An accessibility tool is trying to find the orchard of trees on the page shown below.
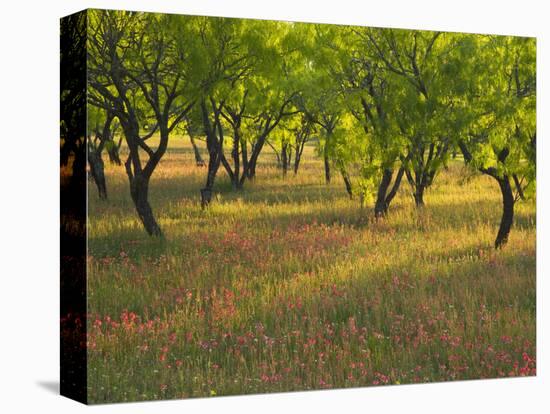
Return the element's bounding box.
[73,10,536,248]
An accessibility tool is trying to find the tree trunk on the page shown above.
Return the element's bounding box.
[374,168,393,218]
[202,136,222,208]
[247,160,257,180]
[495,175,515,249]
[245,131,270,181]
[384,166,405,213]
[414,185,425,207]
[88,149,107,199]
[324,152,331,184]
[287,146,293,172]
[200,99,223,207]
[341,168,353,199]
[241,139,248,178]
[512,174,525,200]
[201,154,220,208]
[107,142,122,165]
[190,135,205,166]
[281,142,288,178]
[294,149,301,175]
[231,129,240,189]
[129,174,161,237]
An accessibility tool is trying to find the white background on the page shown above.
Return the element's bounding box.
[0,0,547,412]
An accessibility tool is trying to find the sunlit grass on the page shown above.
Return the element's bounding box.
[86,136,535,403]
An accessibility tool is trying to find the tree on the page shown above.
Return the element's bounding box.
[234,21,301,184]
[87,106,112,199]
[339,31,407,216]
[363,28,466,207]
[195,18,299,200]
[458,35,536,248]
[60,11,87,198]
[88,11,196,235]
[181,113,205,166]
[294,24,345,186]
[270,112,316,177]
[290,112,316,175]
[86,104,123,199]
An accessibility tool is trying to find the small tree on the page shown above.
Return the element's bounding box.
[364,28,466,207]
[88,11,195,235]
[458,35,536,248]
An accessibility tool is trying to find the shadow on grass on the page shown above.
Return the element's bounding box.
[88,196,535,259]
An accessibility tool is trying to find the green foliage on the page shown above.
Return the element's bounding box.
[85,9,536,225]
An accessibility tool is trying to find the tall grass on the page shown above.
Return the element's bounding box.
[87,136,535,403]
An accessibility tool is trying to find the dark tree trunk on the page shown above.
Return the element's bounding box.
[294,147,302,175]
[107,141,122,166]
[245,140,262,181]
[87,112,114,199]
[384,166,405,213]
[243,110,288,181]
[241,139,248,179]
[273,147,282,168]
[106,122,122,166]
[458,141,516,249]
[200,99,224,208]
[201,155,221,208]
[324,152,331,184]
[88,149,107,199]
[512,174,525,200]
[406,167,426,208]
[129,174,161,237]
[287,146,293,171]
[247,159,257,180]
[245,130,271,181]
[293,134,307,175]
[413,185,425,207]
[231,129,241,189]
[374,168,393,218]
[190,135,205,166]
[281,142,288,177]
[294,154,301,175]
[341,168,353,199]
[200,187,213,209]
[495,175,515,249]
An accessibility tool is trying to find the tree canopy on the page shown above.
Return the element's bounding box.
[84,10,536,247]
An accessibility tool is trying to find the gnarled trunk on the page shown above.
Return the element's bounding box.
[246,160,257,180]
[374,168,393,218]
[129,174,161,237]
[241,139,248,179]
[281,142,289,178]
[190,135,205,166]
[341,169,353,199]
[294,149,302,175]
[495,175,514,249]
[201,154,221,208]
[231,128,241,189]
[384,166,405,213]
[88,149,107,199]
[200,99,223,208]
[413,186,425,207]
[324,153,331,184]
[107,142,122,166]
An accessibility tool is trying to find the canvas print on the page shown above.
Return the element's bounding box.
[60,8,536,404]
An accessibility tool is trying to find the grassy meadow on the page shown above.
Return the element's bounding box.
[87,136,536,403]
